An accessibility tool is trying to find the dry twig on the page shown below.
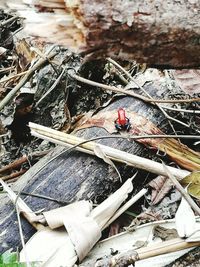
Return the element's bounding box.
[70,73,200,104]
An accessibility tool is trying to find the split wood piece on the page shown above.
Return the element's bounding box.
[0,50,58,111]
[29,122,190,180]
[12,0,199,66]
[35,0,199,67]
[93,238,200,267]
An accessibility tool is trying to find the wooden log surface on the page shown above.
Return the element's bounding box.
[0,82,170,253]
[72,0,200,67]
[2,0,200,67]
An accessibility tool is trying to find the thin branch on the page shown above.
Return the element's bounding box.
[35,67,66,107]
[0,16,19,27]
[0,70,28,84]
[162,162,200,215]
[160,105,200,114]
[0,169,27,181]
[0,50,58,111]
[0,150,50,174]
[93,238,200,267]
[71,73,200,104]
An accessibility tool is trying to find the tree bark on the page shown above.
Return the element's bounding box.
[68,0,200,67]
[4,0,199,67]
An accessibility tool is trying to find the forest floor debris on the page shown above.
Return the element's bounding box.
[0,7,200,267]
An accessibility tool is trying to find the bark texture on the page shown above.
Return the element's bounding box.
[3,0,199,67]
[72,0,200,66]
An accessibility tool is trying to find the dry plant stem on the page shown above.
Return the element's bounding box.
[0,51,58,111]
[71,74,200,104]
[1,169,27,181]
[29,122,189,180]
[0,16,19,27]
[16,204,31,267]
[19,191,69,205]
[0,66,15,74]
[103,188,147,230]
[162,163,200,215]
[0,70,28,84]
[107,58,200,114]
[160,105,200,114]
[107,58,190,129]
[35,67,66,107]
[0,150,50,174]
[94,238,200,267]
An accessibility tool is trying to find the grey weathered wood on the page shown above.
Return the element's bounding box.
[0,83,171,253]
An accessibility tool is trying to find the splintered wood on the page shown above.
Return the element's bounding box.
[6,0,200,67]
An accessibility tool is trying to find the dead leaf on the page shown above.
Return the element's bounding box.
[175,193,196,238]
[149,175,173,205]
[94,144,122,182]
[172,69,200,95]
[15,39,36,70]
[153,225,178,241]
[180,171,200,200]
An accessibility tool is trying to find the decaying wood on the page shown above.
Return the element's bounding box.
[6,0,200,67]
[0,82,196,253]
[67,0,200,67]
[0,83,165,253]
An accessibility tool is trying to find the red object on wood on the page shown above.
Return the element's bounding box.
[115,108,131,131]
[117,108,127,126]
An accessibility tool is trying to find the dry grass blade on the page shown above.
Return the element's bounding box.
[29,122,189,180]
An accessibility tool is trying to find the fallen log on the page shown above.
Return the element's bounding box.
[67,0,200,67]
[10,0,200,67]
[0,81,196,253]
